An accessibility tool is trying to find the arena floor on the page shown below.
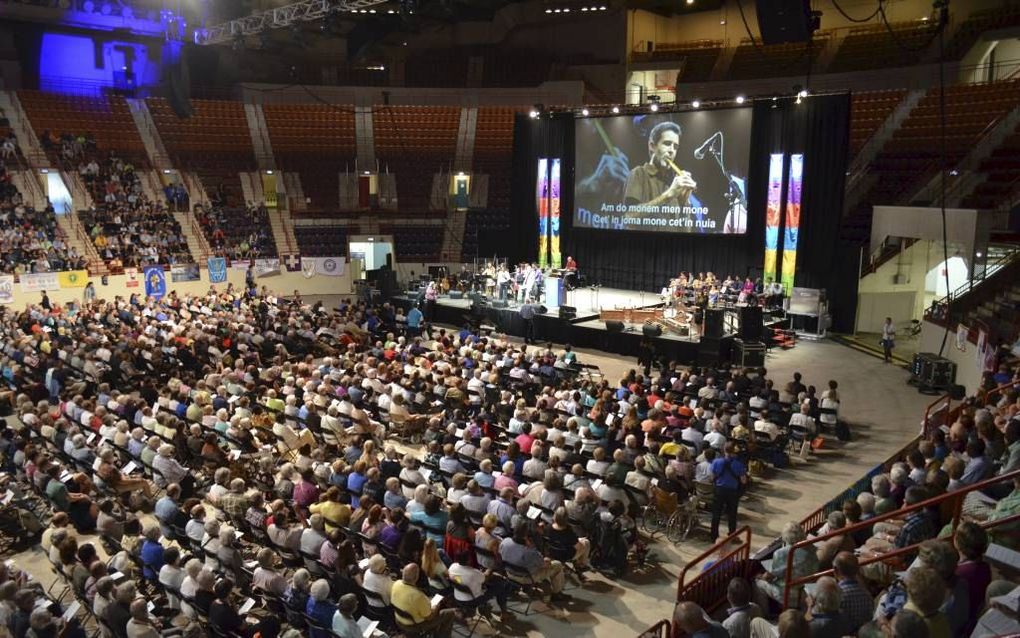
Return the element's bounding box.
[9,322,933,636]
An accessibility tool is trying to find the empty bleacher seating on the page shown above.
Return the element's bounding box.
[961,125,1020,209]
[944,4,1020,61]
[263,104,356,211]
[849,89,907,156]
[147,98,255,207]
[293,225,349,257]
[196,205,278,259]
[829,21,938,73]
[726,33,830,82]
[388,224,443,261]
[374,106,459,213]
[469,107,517,259]
[631,40,722,83]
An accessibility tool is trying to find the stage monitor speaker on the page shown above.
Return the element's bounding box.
[642,323,662,337]
[605,320,625,333]
[491,299,509,309]
[705,308,725,338]
[536,305,548,315]
[698,337,724,367]
[559,305,576,320]
[755,0,816,45]
[449,291,463,300]
[739,306,764,341]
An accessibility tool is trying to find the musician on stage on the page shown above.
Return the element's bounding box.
[565,256,577,271]
[496,264,511,301]
[624,121,698,209]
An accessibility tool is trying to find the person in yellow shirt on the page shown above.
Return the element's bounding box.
[391,564,455,637]
[264,389,285,412]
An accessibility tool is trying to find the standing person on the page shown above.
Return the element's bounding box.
[41,290,52,311]
[245,263,256,295]
[881,317,896,363]
[424,281,438,322]
[496,265,511,301]
[83,281,96,304]
[710,441,747,542]
[520,298,537,345]
[406,304,423,338]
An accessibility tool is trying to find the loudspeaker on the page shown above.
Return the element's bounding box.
[755,0,816,45]
[448,291,463,300]
[605,320,625,333]
[698,337,723,367]
[642,323,662,337]
[704,308,725,338]
[491,300,509,309]
[559,305,576,320]
[739,306,763,341]
[536,305,548,315]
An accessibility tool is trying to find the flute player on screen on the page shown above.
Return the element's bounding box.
[624,121,697,208]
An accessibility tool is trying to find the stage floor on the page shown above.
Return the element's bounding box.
[432,286,663,314]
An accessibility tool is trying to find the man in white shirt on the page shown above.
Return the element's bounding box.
[704,422,728,450]
[753,412,781,441]
[449,552,514,623]
[787,402,816,438]
[681,423,704,453]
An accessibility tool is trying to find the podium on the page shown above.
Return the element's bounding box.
[544,277,564,308]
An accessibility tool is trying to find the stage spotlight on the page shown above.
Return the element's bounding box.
[691,100,700,108]
[976,251,983,257]
[545,8,552,12]
[949,169,959,176]
[529,110,539,119]
[736,95,746,104]
[581,108,589,116]
[581,6,589,10]
[563,7,570,11]
[612,106,620,114]
[650,103,658,112]
[797,89,808,98]
[720,19,726,25]
[686,0,694,4]
[599,5,606,9]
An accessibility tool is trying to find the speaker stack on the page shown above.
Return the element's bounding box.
[605,320,625,333]
[755,0,818,45]
[559,305,577,320]
[739,306,763,341]
[704,308,725,338]
[642,323,662,337]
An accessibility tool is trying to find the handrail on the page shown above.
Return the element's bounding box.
[922,392,953,440]
[781,467,1020,607]
[978,380,1017,407]
[676,526,752,612]
[636,619,673,638]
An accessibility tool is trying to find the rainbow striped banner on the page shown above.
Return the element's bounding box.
[763,153,784,284]
[781,154,804,294]
[549,158,562,269]
[537,158,549,267]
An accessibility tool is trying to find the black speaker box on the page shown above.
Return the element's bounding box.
[536,305,548,315]
[448,291,464,300]
[491,300,509,309]
[739,306,763,341]
[704,308,725,338]
[755,0,815,45]
[698,337,723,367]
[559,305,576,320]
[642,323,662,337]
[605,320,625,333]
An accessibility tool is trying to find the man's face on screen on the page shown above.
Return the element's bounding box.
[649,130,680,169]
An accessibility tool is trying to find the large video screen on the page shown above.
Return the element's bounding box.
[574,107,752,234]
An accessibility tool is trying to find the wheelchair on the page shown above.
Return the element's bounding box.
[641,486,699,543]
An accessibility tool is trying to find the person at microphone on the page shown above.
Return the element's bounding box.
[624,122,698,209]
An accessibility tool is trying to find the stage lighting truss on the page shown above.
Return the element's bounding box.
[194,0,389,45]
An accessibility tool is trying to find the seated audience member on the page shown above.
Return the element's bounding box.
[391,564,455,637]
[722,577,762,638]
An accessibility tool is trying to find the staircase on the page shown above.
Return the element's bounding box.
[56,211,104,273]
[125,98,173,171]
[239,172,257,206]
[0,91,48,168]
[813,30,846,72]
[10,170,47,210]
[355,107,376,170]
[59,170,93,211]
[845,89,925,202]
[860,237,919,277]
[911,104,1020,207]
[139,170,166,206]
[282,172,306,212]
[454,108,477,173]
[173,211,213,262]
[181,172,211,207]
[441,210,468,262]
[925,243,1020,345]
[243,104,276,172]
[268,209,297,255]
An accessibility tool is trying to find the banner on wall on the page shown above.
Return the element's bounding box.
[57,270,89,288]
[549,158,562,269]
[0,275,14,304]
[170,263,201,283]
[282,254,302,272]
[144,266,166,299]
[254,258,280,278]
[302,257,346,278]
[207,258,227,284]
[262,173,278,208]
[19,272,59,293]
[536,158,549,267]
[976,328,987,374]
[125,267,140,288]
[763,153,784,284]
[956,323,969,352]
[780,154,804,294]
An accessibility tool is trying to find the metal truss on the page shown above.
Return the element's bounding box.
[194,0,390,45]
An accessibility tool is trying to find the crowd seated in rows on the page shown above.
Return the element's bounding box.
[0,169,85,275]
[195,203,276,260]
[39,131,97,164]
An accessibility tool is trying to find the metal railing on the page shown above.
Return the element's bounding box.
[782,467,1020,608]
[675,526,753,613]
[636,619,673,638]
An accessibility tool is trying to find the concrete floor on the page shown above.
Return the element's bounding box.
[9,335,935,636]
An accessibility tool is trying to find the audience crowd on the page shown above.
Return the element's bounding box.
[195,203,277,261]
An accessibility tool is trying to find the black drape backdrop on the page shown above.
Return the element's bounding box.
[508,95,858,332]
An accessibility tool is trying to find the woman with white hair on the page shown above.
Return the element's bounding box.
[201,519,221,570]
[754,521,818,609]
[407,484,430,515]
[361,553,393,605]
[96,448,153,498]
[217,526,245,584]
[179,559,204,619]
[305,578,338,632]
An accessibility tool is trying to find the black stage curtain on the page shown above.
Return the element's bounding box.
[509,95,857,332]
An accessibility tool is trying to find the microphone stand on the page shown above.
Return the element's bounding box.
[702,135,747,214]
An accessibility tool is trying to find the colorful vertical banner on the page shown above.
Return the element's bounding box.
[763,153,784,284]
[536,158,550,267]
[262,173,278,208]
[780,153,803,294]
[549,158,562,269]
[144,265,166,300]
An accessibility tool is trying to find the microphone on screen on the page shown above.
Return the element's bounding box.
[694,132,722,160]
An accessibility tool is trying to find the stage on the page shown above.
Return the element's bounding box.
[392,286,753,366]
